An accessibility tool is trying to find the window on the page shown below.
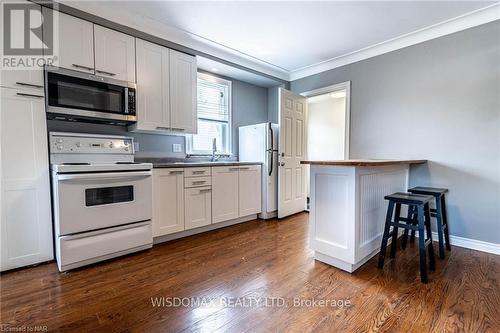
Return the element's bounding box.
[187,73,232,155]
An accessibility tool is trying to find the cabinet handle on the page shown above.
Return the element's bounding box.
[192,180,206,185]
[199,189,211,193]
[239,167,251,170]
[16,92,44,98]
[72,63,94,71]
[169,170,183,175]
[192,171,205,174]
[156,126,170,131]
[96,69,116,76]
[170,128,185,131]
[229,167,239,171]
[15,82,43,88]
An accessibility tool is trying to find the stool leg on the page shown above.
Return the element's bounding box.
[410,209,417,243]
[417,204,428,283]
[441,195,451,251]
[390,203,401,258]
[424,203,436,271]
[401,205,414,249]
[378,201,395,269]
[435,195,446,259]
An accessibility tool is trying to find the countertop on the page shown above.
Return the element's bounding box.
[135,158,262,168]
[300,159,427,166]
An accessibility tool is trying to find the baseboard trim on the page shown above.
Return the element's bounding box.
[416,232,500,256]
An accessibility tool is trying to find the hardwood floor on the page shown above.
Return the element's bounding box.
[1,212,499,332]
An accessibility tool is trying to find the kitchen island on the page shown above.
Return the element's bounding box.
[301,159,427,272]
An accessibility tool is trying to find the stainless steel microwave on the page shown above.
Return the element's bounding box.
[45,67,136,124]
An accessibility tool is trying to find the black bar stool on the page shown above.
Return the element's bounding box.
[406,186,450,259]
[378,192,436,283]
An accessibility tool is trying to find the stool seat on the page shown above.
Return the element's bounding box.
[384,192,433,205]
[408,186,448,197]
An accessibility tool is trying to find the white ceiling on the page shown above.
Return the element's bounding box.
[60,1,498,84]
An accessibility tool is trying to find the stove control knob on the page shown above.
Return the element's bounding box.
[57,145,63,150]
[75,142,82,148]
[124,147,130,151]
[109,142,115,148]
[56,138,63,144]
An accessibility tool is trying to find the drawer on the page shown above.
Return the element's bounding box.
[185,176,211,188]
[185,167,211,178]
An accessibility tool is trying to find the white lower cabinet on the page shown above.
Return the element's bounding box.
[0,87,53,271]
[212,166,239,223]
[238,165,262,217]
[184,186,212,230]
[152,169,184,236]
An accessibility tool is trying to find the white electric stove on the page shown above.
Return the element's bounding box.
[49,132,153,272]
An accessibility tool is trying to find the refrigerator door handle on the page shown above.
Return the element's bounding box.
[268,150,273,176]
[269,123,274,152]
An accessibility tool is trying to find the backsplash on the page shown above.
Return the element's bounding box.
[47,120,186,159]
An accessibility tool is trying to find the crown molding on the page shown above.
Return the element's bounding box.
[289,3,500,81]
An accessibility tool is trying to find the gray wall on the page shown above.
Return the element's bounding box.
[267,86,280,124]
[231,79,269,154]
[291,21,500,244]
[48,76,269,158]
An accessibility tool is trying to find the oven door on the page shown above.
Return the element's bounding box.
[46,68,136,122]
[53,170,152,235]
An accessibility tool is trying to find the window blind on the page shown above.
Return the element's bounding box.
[197,79,229,122]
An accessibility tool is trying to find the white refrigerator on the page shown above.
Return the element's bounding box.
[239,122,279,219]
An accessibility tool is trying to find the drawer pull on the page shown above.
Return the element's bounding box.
[170,128,185,131]
[229,167,239,171]
[199,189,211,193]
[169,170,183,175]
[16,92,43,98]
[192,180,206,185]
[192,171,205,174]
[72,63,94,71]
[239,167,251,170]
[15,82,43,88]
[96,69,116,76]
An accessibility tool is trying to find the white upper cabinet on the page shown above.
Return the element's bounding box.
[1,2,44,91]
[94,25,135,82]
[132,39,170,132]
[212,166,239,223]
[169,50,197,134]
[153,169,184,237]
[238,165,262,217]
[1,88,53,271]
[44,8,94,73]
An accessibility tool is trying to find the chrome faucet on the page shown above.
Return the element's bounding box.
[211,138,219,162]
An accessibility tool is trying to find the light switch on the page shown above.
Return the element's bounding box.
[172,143,182,153]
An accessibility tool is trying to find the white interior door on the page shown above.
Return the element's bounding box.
[278,88,307,218]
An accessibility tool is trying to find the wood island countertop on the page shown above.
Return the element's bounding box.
[300,159,427,166]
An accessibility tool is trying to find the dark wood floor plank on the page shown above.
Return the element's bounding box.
[1,213,499,333]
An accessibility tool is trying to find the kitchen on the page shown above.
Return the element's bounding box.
[1,0,499,332]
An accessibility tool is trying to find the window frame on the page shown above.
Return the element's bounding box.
[186,72,232,156]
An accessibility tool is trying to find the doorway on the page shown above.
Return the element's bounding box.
[302,81,351,207]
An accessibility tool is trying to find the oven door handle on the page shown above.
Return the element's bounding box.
[57,170,152,181]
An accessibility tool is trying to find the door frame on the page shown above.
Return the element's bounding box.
[300,81,351,160]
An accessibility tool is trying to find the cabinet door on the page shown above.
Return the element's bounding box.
[239,165,262,217]
[44,7,94,73]
[0,2,44,91]
[94,25,135,82]
[184,187,212,230]
[153,169,184,236]
[134,39,170,131]
[212,166,239,223]
[169,50,197,134]
[0,88,53,271]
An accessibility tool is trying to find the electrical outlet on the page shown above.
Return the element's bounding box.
[172,143,182,153]
[133,142,139,151]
